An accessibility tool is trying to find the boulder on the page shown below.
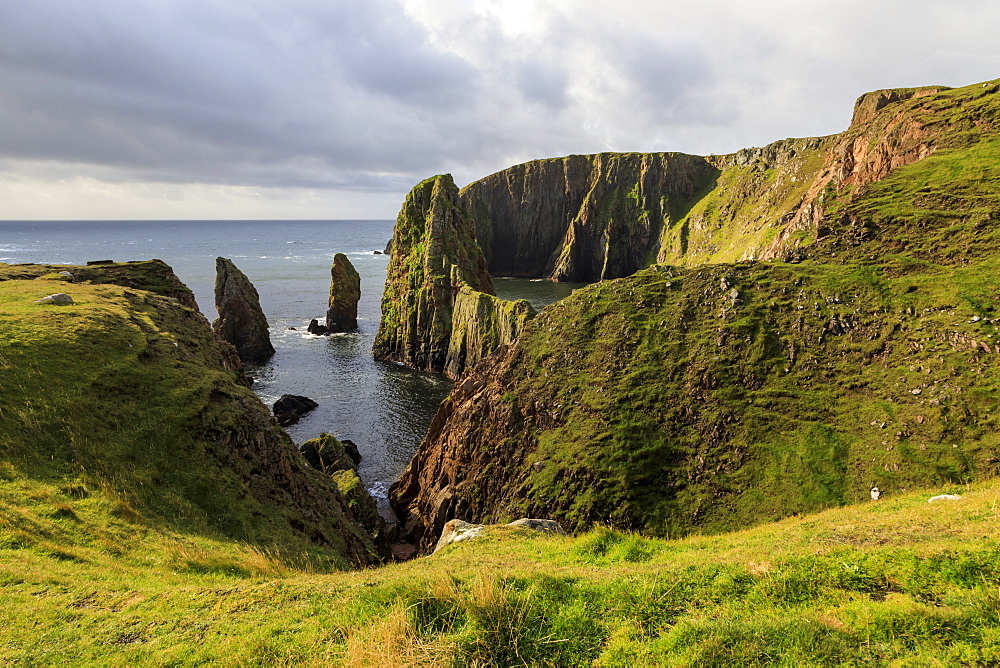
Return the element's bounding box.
[433,519,484,553]
[298,432,357,474]
[211,257,275,364]
[272,394,318,426]
[307,318,327,335]
[340,438,363,466]
[432,517,567,554]
[325,253,361,333]
[33,293,73,305]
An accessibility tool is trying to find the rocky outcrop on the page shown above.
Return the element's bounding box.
[1,260,387,567]
[212,257,274,364]
[445,280,535,379]
[273,394,318,426]
[299,432,362,474]
[373,174,534,378]
[299,433,387,550]
[325,253,361,333]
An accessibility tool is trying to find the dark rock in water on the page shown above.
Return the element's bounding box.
[307,318,327,335]
[340,438,363,466]
[298,432,356,473]
[288,327,297,331]
[211,257,275,364]
[373,250,383,255]
[325,253,361,333]
[273,394,318,426]
[86,260,115,265]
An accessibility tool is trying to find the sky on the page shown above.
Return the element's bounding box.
[0,0,997,220]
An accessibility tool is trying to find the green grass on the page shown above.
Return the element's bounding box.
[404,256,1000,541]
[4,477,1000,664]
[0,263,382,571]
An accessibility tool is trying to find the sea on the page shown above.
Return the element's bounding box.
[0,220,582,513]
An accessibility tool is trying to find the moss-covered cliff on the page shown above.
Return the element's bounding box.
[460,152,718,282]
[458,81,1000,282]
[0,261,385,567]
[391,79,1000,551]
[373,174,535,378]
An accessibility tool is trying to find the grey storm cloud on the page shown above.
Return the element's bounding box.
[0,0,488,190]
[0,0,998,219]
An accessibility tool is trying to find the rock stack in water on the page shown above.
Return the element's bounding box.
[212,257,275,364]
[373,174,535,378]
[325,253,361,333]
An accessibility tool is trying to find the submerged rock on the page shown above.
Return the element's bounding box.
[212,257,274,364]
[325,253,361,333]
[272,394,318,426]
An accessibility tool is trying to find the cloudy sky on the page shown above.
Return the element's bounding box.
[1,0,997,220]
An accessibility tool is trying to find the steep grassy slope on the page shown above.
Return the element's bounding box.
[391,80,1000,550]
[0,261,384,568]
[392,259,1000,547]
[3,479,1000,664]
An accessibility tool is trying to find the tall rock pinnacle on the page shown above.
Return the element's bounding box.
[212,257,275,364]
[325,253,361,333]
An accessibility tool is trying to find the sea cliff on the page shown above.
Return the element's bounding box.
[373,174,534,378]
[391,79,1000,551]
[0,260,385,567]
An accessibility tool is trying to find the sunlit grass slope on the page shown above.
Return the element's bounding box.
[0,262,382,571]
[2,477,999,665]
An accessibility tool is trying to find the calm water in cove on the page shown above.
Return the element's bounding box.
[0,220,582,505]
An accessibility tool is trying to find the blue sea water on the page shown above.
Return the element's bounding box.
[0,220,582,509]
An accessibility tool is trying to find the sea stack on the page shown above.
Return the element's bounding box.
[212,257,275,364]
[325,253,361,333]
[373,174,534,378]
